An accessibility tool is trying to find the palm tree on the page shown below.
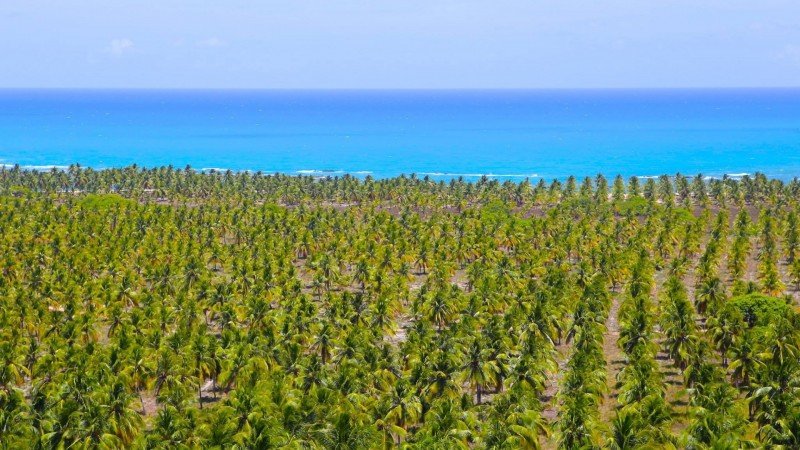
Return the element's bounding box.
[459,339,498,405]
[313,321,335,365]
[125,345,153,414]
[415,398,473,448]
[426,290,457,331]
[556,389,599,449]
[685,380,748,448]
[424,350,463,402]
[4,166,800,448]
[707,308,742,367]
[729,332,761,388]
[506,408,548,450]
[606,410,645,450]
[695,276,726,317]
[0,343,26,393]
[105,377,144,446]
[317,410,377,449]
[661,278,698,371]
[383,380,422,443]
[0,388,30,449]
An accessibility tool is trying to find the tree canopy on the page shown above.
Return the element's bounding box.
[1,166,799,448]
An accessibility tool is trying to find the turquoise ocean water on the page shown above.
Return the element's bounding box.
[1,89,799,180]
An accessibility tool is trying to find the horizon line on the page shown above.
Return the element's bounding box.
[2,86,800,92]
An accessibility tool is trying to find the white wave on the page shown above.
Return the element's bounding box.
[1,164,71,171]
[487,173,539,178]
[295,169,375,176]
[635,175,660,179]
[200,168,267,174]
[703,172,750,180]
[419,172,538,178]
[296,169,344,175]
[199,167,233,172]
[28,165,70,170]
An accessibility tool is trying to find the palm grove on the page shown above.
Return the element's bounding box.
[2,166,800,449]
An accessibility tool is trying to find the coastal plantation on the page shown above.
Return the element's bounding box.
[3,0,799,448]
[2,166,800,448]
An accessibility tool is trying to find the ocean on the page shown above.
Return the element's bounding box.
[1,89,799,181]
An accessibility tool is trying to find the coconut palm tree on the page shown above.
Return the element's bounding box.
[459,339,498,405]
[2,166,799,447]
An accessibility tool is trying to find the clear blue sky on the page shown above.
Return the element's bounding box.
[2,0,799,89]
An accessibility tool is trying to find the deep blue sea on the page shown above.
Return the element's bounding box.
[1,89,800,180]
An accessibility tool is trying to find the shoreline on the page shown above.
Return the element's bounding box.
[1,162,793,182]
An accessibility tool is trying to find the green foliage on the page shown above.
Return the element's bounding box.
[4,185,32,196]
[614,196,650,216]
[726,293,792,328]
[77,193,134,209]
[672,206,696,224]
[480,199,512,222]
[0,166,798,448]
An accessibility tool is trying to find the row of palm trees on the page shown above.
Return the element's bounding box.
[2,165,799,208]
[0,168,799,448]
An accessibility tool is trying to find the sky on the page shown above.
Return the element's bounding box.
[1,0,799,89]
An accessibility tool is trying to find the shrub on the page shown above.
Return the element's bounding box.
[725,293,792,328]
[77,193,134,209]
[481,199,512,222]
[614,196,650,216]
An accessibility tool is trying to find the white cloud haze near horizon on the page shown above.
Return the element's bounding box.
[1,0,799,89]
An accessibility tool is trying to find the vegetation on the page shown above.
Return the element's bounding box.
[1,166,800,449]
[726,293,792,328]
